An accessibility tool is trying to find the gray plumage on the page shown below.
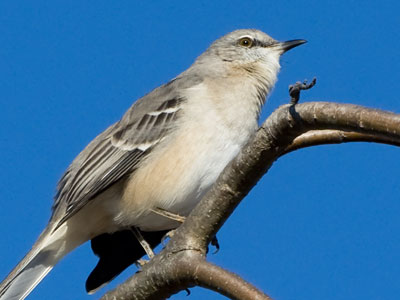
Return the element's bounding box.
[53,76,200,227]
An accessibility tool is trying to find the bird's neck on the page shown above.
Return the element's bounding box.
[219,59,280,117]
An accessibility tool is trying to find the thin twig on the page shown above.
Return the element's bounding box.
[289,77,317,104]
[284,129,400,154]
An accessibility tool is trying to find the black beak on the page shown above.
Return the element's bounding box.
[279,39,307,53]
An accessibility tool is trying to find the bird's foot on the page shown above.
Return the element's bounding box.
[135,258,149,268]
[161,229,177,246]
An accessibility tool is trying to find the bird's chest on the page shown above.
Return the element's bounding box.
[115,84,260,230]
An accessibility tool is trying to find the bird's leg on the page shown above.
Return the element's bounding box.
[130,227,155,260]
[150,207,186,223]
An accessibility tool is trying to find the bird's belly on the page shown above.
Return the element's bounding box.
[113,122,251,231]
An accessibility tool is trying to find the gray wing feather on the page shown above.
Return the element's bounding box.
[52,75,202,226]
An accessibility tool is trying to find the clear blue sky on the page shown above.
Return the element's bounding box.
[1,1,399,299]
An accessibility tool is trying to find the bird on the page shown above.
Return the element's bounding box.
[0,29,305,299]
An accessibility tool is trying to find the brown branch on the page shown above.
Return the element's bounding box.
[192,260,272,300]
[101,251,202,300]
[284,129,400,154]
[102,102,400,300]
[102,250,272,300]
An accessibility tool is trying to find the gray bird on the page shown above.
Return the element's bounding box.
[0,29,305,299]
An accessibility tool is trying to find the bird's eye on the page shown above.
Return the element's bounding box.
[238,37,253,48]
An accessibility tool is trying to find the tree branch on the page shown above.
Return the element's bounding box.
[101,102,400,300]
[192,260,272,300]
[284,129,400,154]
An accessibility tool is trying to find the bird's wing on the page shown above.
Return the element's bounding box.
[52,78,196,227]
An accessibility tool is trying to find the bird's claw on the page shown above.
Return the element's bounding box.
[135,258,149,268]
[161,229,176,246]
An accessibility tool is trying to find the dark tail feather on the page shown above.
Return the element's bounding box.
[86,229,168,293]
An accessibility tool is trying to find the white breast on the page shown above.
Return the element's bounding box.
[113,79,263,231]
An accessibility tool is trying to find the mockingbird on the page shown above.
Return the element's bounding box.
[0,29,305,299]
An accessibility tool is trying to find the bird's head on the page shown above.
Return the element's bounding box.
[195,29,306,84]
[208,29,305,62]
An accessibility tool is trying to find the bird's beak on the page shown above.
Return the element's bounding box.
[278,39,307,53]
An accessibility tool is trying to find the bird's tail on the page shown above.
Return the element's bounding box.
[0,224,72,300]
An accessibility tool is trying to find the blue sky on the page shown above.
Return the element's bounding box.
[0,1,399,299]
